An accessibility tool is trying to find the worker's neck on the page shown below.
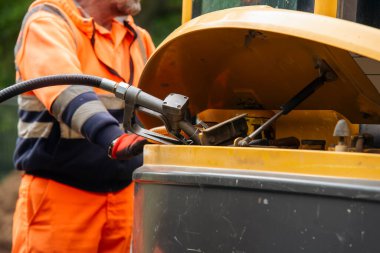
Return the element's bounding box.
[76,0,114,30]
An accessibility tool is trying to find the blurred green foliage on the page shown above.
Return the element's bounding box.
[0,100,18,179]
[0,0,182,178]
[136,0,182,46]
[0,0,33,87]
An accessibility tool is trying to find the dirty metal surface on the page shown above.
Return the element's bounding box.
[133,166,380,253]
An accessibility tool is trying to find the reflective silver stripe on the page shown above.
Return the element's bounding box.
[15,66,23,83]
[71,100,108,132]
[51,85,93,120]
[135,29,148,64]
[18,95,45,111]
[60,122,84,139]
[98,95,124,110]
[16,76,23,83]
[18,121,53,138]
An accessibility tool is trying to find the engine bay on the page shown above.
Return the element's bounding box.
[196,108,380,153]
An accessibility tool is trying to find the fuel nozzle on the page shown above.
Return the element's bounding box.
[99,78,200,145]
[333,119,350,152]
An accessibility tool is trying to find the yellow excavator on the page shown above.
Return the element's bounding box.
[132,1,380,252]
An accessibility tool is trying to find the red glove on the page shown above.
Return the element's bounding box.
[108,134,148,160]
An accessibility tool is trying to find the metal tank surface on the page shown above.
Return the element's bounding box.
[132,146,380,253]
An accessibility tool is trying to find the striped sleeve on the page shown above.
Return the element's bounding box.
[51,86,123,148]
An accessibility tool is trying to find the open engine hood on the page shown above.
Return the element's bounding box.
[138,6,380,128]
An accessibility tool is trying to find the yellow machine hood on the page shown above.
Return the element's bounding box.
[138,6,380,128]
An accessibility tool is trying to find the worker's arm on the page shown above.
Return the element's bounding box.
[16,12,143,156]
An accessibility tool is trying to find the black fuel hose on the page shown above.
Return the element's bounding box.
[0,74,103,103]
[0,74,200,145]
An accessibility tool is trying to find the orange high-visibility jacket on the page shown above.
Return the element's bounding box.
[14,0,155,192]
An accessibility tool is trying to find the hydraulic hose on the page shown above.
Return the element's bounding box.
[0,74,103,103]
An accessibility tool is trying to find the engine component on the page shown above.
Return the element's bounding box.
[235,60,337,147]
[333,119,350,152]
[199,114,248,146]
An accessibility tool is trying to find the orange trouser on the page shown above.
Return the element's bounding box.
[12,174,134,253]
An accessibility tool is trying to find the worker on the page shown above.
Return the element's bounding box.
[11,0,155,252]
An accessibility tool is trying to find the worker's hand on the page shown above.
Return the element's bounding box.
[108,133,148,160]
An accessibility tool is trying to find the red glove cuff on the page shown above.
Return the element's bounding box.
[109,134,147,160]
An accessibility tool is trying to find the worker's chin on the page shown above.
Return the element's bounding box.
[119,3,141,16]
